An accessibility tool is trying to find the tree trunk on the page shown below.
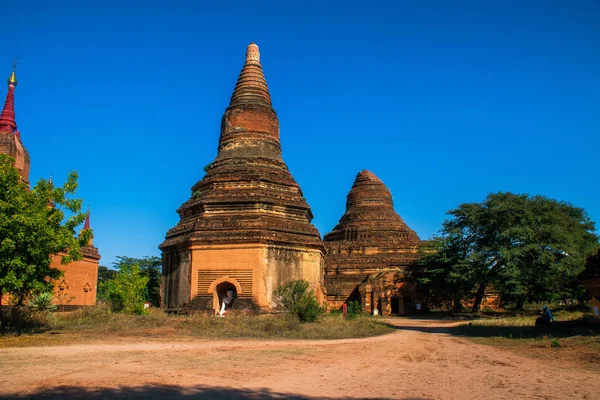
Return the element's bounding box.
[471,284,487,313]
[0,288,3,326]
[452,297,463,313]
[515,296,526,310]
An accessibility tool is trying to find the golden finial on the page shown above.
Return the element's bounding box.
[8,58,17,86]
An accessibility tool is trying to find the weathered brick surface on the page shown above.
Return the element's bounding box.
[161,44,324,312]
[51,246,100,307]
[324,170,423,315]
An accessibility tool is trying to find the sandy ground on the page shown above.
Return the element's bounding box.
[0,318,597,400]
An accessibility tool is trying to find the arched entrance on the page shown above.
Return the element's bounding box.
[207,277,243,315]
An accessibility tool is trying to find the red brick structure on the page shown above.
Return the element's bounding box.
[0,63,29,185]
[324,170,423,315]
[51,211,101,309]
[0,64,100,307]
[160,44,324,313]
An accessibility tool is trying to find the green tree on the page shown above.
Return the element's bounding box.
[0,155,90,310]
[112,256,161,307]
[415,237,479,312]
[100,264,149,314]
[98,265,117,284]
[421,192,598,311]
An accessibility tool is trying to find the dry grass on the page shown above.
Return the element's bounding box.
[0,305,393,348]
[451,310,600,366]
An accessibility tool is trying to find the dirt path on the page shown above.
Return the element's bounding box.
[0,318,596,399]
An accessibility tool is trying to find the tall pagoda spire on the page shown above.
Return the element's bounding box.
[0,60,17,133]
[229,43,272,108]
[217,43,281,161]
[0,60,30,185]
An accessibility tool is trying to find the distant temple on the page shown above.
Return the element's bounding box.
[160,44,324,313]
[323,171,423,315]
[0,64,100,307]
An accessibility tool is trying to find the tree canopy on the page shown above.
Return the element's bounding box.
[97,256,161,307]
[418,192,598,311]
[0,154,91,306]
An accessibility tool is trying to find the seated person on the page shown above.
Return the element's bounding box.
[218,287,236,317]
[535,305,554,326]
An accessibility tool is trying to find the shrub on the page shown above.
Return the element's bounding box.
[274,280,324,322]
[27,292,57,313]
[346,300,362,320]
[100,264,149,314]
[0,306,51,334]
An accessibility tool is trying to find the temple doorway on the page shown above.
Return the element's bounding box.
[391,297,400,315]
[403,296,413,316]
[213,281,237,315]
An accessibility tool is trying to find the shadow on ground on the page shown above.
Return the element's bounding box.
[0,385,427,400]
[391,318,599,339]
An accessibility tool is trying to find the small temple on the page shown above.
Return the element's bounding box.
[323,170,423,315]
[0,63,100,308]
[160,44,324,313]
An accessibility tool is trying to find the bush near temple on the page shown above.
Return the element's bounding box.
[99,264,149,315]
[274,280,324,322]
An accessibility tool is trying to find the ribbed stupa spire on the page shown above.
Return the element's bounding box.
[161,43,322,251]
[217,43,281,161]
[324,170,420,245]
[229,43,272,108]
[0,61,17,133]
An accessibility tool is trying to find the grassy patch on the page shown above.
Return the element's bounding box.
[453,310,597,339]
[0,305,393,347]
[180,313,392,339]
[450,311,600,366]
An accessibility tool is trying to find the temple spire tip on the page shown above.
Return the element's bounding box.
[8,58,17,86]
[246,43,260,62]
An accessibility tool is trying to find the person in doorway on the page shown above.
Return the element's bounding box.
[535,305,554,326]
[218,286,236,317]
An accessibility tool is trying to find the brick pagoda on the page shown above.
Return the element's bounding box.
[0,63,29,184]
[160,44,324,313]
[324,170,422,315]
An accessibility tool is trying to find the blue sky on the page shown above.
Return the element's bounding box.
[4,1,599,267]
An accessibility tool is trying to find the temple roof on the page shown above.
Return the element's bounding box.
[324,170,420,246]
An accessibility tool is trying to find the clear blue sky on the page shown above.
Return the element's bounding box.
[4,1,600,267]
